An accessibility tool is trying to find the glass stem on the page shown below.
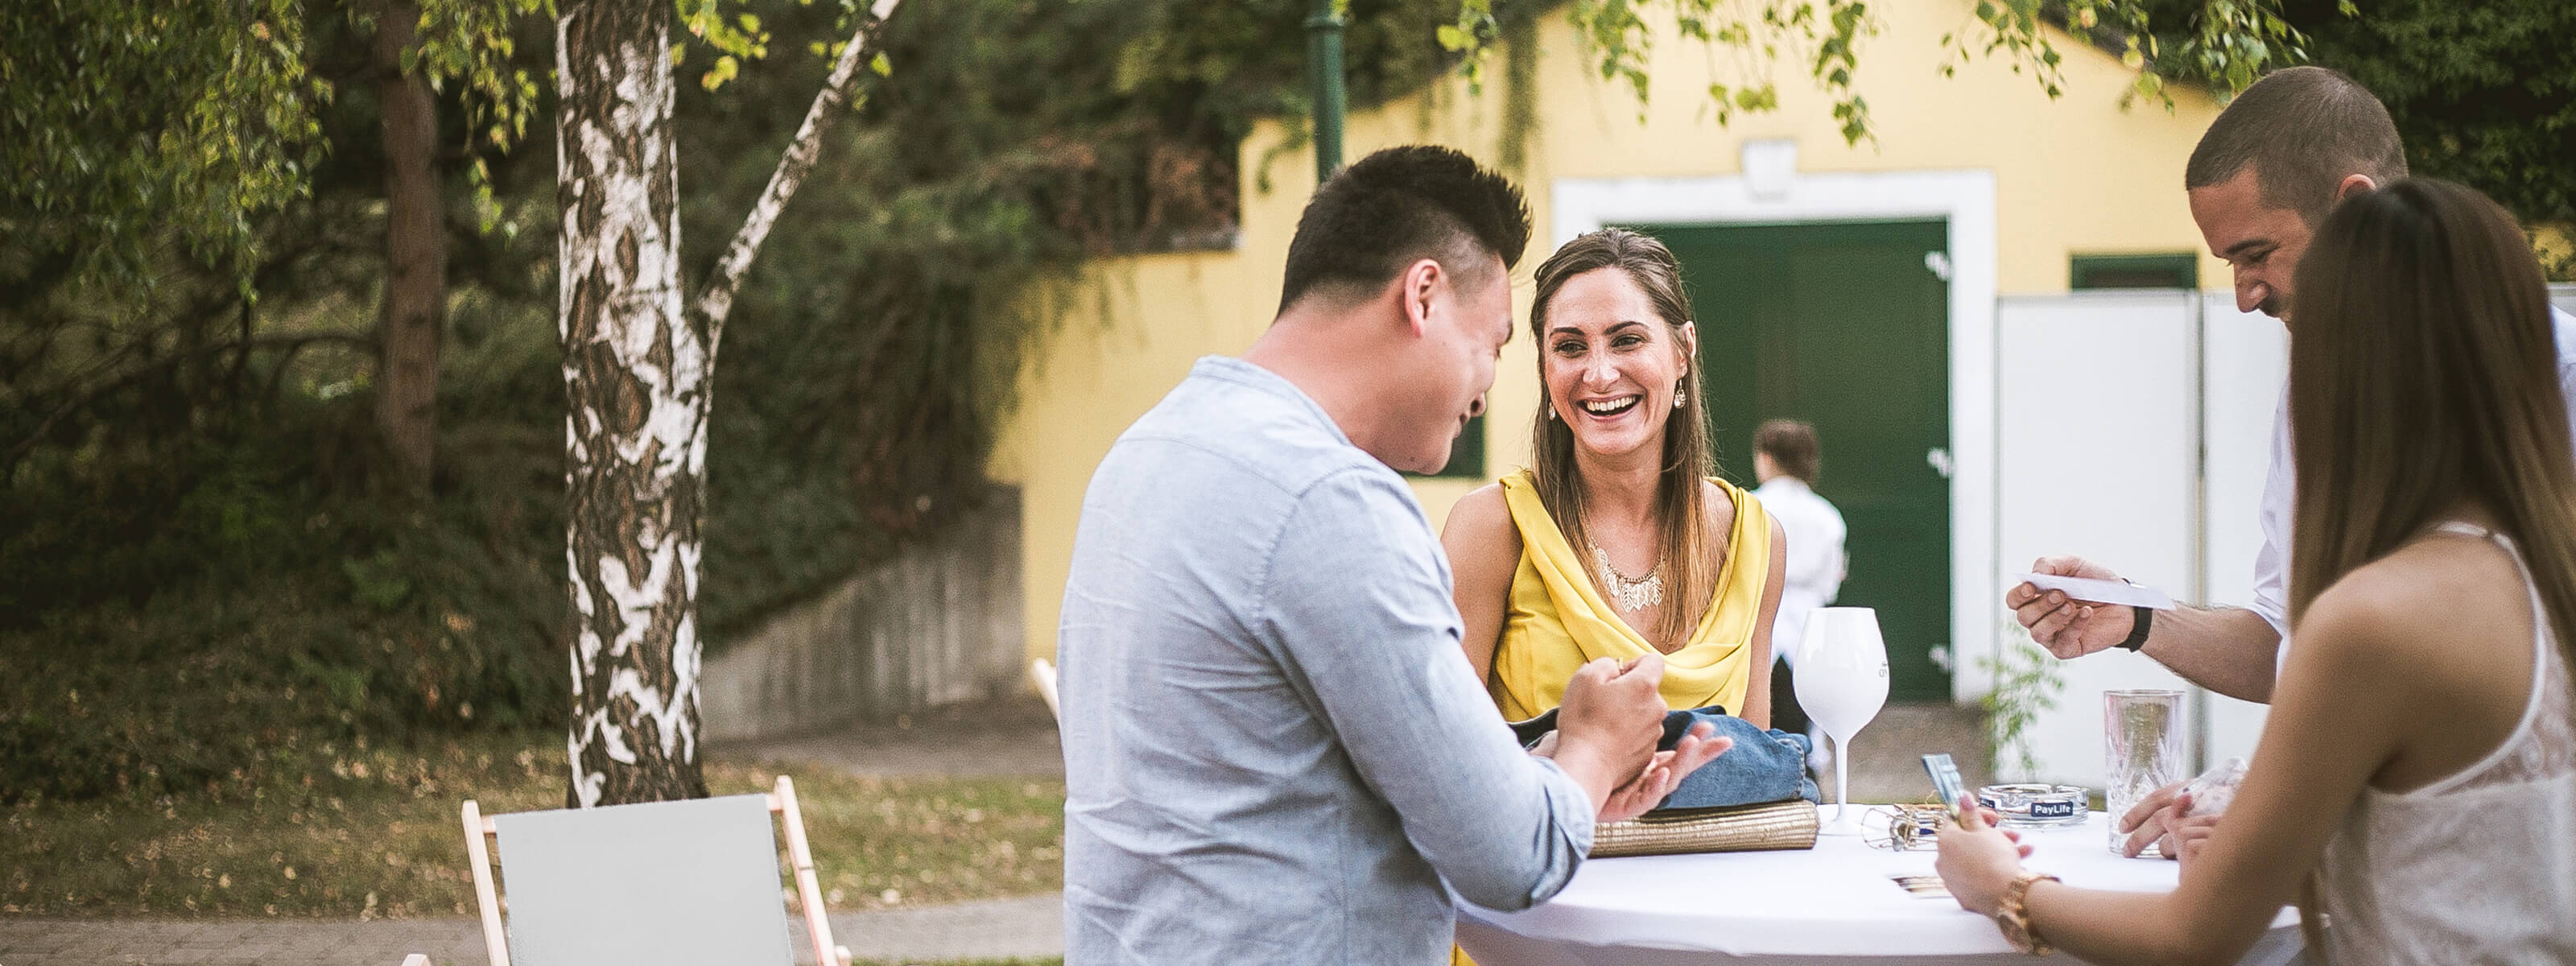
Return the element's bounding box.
[1835,736,1852,821]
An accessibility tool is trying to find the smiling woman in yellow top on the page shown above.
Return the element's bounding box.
[1443,228,1785,727]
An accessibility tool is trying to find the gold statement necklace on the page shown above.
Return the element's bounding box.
[1590,543,1665,613]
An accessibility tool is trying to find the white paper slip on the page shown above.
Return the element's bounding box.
[2011,572,2176,611]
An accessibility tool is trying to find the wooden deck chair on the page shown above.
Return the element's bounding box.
[460,775,851,966]
[1030,658,1061,721]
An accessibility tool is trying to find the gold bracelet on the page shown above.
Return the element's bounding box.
[1994,869,2061,955]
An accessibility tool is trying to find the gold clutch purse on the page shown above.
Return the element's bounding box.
[1589,798,1819,857]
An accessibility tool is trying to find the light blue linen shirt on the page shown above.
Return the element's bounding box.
[1057,356,1596,965]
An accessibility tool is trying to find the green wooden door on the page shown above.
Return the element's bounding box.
[1641,219,1953,700]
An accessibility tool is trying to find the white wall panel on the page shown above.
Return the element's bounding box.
[2198,296,2286,768]
[1995,292,2198,783]
[1971,283,2573,784]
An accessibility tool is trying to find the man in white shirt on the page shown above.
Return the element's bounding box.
[2008,65,2576,857]
[1752,419,1846,753]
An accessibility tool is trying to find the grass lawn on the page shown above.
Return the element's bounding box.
[2,731,1064,919]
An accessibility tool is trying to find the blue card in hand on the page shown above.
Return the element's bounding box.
[1922,753,1968,821]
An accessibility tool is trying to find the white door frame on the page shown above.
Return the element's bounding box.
[1552,168,2000,704]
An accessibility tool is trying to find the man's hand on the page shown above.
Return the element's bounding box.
[2116,783,2195,859]
[1595,721,1733,823]
[2171,811,2222,867]
[2006,555,2139,658]
[1554,654,1674,815]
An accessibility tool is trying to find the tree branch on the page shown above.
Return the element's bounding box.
[3,332,376,476]
[0,247,82,314]
[691,0,903,359]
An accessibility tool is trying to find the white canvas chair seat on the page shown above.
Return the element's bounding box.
[459,776,850,966]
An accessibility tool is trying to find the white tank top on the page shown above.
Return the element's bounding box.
[2314,522,2576,964]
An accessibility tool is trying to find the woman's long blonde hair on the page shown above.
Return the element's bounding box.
[1526,229,1718,649]
[2286,176,2576,702]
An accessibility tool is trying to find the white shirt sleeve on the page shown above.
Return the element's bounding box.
[1756,481,1847,605]
[2555,305,2576,464]
[2248,387,2293,643]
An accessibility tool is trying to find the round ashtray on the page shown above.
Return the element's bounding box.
[1977,783,2090,828]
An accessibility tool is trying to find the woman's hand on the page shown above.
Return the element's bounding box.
[1934,795,2034,915]
[1595,721,1732,823]
[1526,729,1561,758]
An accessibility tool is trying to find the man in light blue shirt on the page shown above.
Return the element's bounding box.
[1058,147,1730,964]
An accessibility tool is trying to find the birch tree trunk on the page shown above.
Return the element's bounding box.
[374,0,444,489]
[555,0,900,806]
[558,0,708,807]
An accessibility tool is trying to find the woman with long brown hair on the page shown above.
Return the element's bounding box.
[1443,227,1786,729]
[1937,179,2576,962]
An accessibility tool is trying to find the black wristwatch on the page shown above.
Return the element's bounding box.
[2116,605,2153,651]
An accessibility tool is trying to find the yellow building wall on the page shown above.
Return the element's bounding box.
[997,0,2229,666]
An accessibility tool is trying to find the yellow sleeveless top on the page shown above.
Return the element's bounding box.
[1488,469,1773,719]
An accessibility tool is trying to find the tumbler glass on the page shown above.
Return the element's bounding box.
[2104,689,2185,857]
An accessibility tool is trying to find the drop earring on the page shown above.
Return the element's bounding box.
[1546,406,1558,421]
[1674,385,1686,409]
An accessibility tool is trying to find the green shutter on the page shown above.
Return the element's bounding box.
[1416,413,1488,480]
[2070,253,2198,291]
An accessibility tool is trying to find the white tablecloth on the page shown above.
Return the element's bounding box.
[1456,811,2304,965]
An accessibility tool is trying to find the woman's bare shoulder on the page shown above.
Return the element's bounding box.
[1698,477,1743,536]
[2302,536,2527,670]
[1442,482,1521,555]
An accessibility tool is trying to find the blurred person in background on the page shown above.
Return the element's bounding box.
[1752,419,1845,770]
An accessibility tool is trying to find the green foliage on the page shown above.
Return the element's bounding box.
[1,0,332,291]
[1944,0,2318,112]
[1444,0,1886,142]
[4,0,1489,804]
[674,0,781,97]
[1443,0,2315,146]
[2,86,571,799]
[2059,0,2576,254]
[413,0,555,234]
[2281,0,2576,228]
[680,0,1477,633]
[1978,622,2066,779]
[0,376,570,804]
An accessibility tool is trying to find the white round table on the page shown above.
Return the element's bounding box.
[1455,811,2304,965]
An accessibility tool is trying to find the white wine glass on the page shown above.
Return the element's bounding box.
[1796,607,1890,836]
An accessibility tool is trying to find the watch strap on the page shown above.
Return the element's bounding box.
[2116,604,2153,652]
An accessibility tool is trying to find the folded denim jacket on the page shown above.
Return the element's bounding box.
[1508,704,1821,810]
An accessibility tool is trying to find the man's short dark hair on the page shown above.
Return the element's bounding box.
[2184,66,2409,225]
[1277,146,1532,314]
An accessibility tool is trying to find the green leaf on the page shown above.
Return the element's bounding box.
[701,53,739,91]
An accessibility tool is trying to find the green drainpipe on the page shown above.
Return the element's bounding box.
[1306,0,1347,184]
